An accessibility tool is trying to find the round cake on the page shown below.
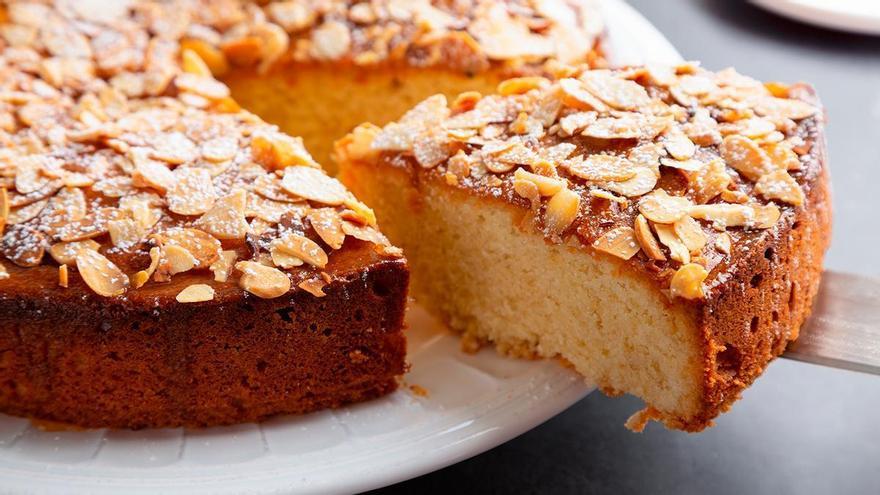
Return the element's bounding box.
[0,0,606,429]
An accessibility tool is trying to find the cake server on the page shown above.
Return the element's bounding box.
[783,271,880,375]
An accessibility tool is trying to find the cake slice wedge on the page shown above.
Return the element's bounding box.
[336,63,831,431]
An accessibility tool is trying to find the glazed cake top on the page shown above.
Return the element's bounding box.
[0,0,403,302]
[340,62,823,301]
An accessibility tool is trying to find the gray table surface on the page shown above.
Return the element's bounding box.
[370,1,880,494]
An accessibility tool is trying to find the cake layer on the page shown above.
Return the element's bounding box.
[336,64,831,430]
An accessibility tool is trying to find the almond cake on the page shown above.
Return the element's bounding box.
[336,64,831,431]
[0,1,410,428]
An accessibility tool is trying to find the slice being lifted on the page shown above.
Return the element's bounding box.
[336,63,831,431]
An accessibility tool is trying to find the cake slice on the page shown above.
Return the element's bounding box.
[213,0,605,169]
[336,63,831,431]
[0,1,407,429]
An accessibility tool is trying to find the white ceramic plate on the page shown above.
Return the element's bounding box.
[750,0,880,36]
[0,2,682,493]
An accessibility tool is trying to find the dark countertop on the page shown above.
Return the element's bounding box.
[370,1,880,494]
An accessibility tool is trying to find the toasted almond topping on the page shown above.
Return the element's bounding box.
[194,189,250,240]
[670,263,708,300]
[601,167,658,198]
[660,157,705,172]
[654,223,691,264]
[341,221,390,245]
[568,154,636,182]
[544,188,580,236]
[167,168,216,216]
[755,169,804,206]
[753,96,817,121]
[271,247,304,269]
[0,188,8,224]
[579,71,651,110]
[58,264,68,287]
[582,114,672,140]
[7,199,48,224]
[49,239,100,265]
[497,77,549,96]
[720,135,774,181]
[638,190,692,224]
[664,130,696,160]
[715,232,732,254]
[673,216,708,253]
[57,207,124,242]
[156,228,221,268]
[307,208,346,249]
[272,233,328,268]
[281,166,349,205]
[634,214,665,261]
[176,284,215,303]
[689,158,731,204]
[688,203,776,229]
[201,136,238,162]
[593,226,640,260]
[558,78,608,111]
[763,142,801,171]
[107,219,144,249]
[75,249,129,297]
[181,48,213,78]
[235,261,290,299]
[251,131,319,170]
[150,132,198,165]
[513,168,564,196]
[753,203,782,229]
[155,244,197,281]
[131,149,176,194]
[210,250,237,283]
[298,278,327,297]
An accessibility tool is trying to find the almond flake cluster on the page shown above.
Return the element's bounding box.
[344,62,820,301]
[0,0,401,300]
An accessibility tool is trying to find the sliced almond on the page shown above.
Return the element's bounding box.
[167,167,216,215]
[669,263,708,300]
[49,239,100,265]
[150,132,198,165]
[715,232,732,254]
[107,219,144,249]
[755,169,804,206]
[689,158,731,204]
[281,166,349,205]
[719,135,773,181]
[569,155,636,182]
[579,71,651,111]
[593,226,640,260]
[201,136,238,162]
[497,77,550,96]
[688,203,757,229]
[298,278,327,297]
[601,167,658,198]
[156,228,221,267]
[673,216,707,253]
[272,233,328,268]
[654,223,691,264]
[131,149,176,193]
[235,260,291,299]
[544,188,580,236]
[753,203,782,229]
[176,284,215,303]
[7,198,48,224]
[307,208,346,250]
[558,78,608,111]
[58,264,68,288]
[582,114,672,140]
[664,130,696,160]
[210,250,237,283]
[1,225,45,267]
[634,214,665,261]
[75,249,129,297]
[0,261,8,281]
[638,190,692,224]
[194,189,250,240]
[154,244,197,281]
[246,194,302,223]
[763,142,801,171]
[513,168,564,196]
[57,207,124,241]
[251,131,319,170]
[753,96,817,121]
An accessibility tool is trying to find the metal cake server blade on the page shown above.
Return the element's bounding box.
[783,271,880,375]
